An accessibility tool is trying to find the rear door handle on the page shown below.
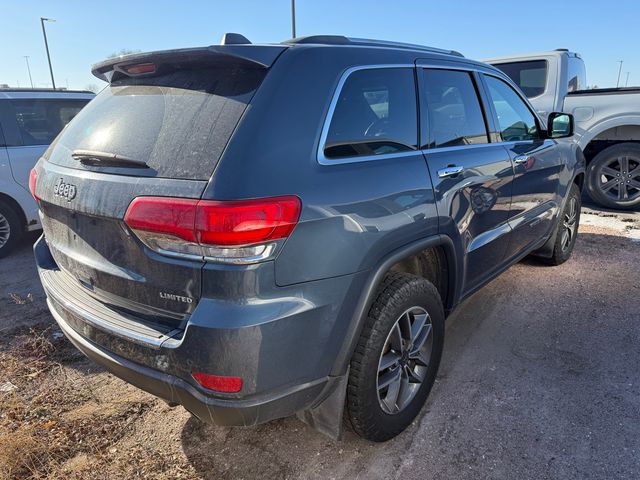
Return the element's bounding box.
[513,155,530,165]
[437,165,464,178]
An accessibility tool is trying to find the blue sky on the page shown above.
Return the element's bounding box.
[1,0,637,90]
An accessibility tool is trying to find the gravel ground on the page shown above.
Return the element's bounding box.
[0,206,638,479]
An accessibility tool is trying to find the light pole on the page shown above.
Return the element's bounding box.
[23,56,34,88]
[616,60,624,88]
[291,0,296,38]
[40,17,56,90]
[625,72,630,87]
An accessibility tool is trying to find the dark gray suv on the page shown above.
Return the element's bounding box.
[31,35,584,442]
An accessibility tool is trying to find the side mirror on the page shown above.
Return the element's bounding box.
[547,112,574,139]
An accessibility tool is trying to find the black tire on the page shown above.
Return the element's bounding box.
[0,200,23,259]
[542,183,581,266]
[586,143,640,210]
[347,272,444,442]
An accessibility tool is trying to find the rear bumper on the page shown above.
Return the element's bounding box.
[50,300,330,426]
[35,235,361,427]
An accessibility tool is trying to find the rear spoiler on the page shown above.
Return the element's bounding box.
[91,45,287,82]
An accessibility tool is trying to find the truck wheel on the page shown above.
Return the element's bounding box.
[586,143,640,210]
[347,272,444,442]
[542,183,581,266]
[0,200,23,258]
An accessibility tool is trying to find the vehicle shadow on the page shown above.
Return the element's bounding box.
[178,405,416,479]
[176,254,506,478]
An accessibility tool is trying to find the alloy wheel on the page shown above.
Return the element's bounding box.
[597,156,640,202]
[560,196,578,252]
[377,306,433,414]
[0,213,10,249]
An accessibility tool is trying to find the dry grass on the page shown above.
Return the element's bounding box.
[0,324,158,480]
[9,293,33,305]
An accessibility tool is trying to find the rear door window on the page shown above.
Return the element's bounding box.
[323,68,418,160]
[47,66,266,180]
[422,69,489,148]
[10,99,88,146]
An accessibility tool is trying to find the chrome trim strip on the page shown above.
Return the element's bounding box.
[414,62,485,72]
[41,274,170,349]
[317,62,552,166]
[422,142,498,155]
[203,243,277,265]
[319,150,419,165]
[152,241,280,265]
[317,64,416,166]
[422,139,556,156]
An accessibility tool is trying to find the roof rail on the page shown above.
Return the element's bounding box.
[0,88,95,94]
[284,35,464,57]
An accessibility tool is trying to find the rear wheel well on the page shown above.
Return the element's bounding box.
[388,246,450,310]
[583,124,640,163]
[0,193,26,231]
[573,172,584,191]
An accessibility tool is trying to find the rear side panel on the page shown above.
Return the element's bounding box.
[203,45,441,286]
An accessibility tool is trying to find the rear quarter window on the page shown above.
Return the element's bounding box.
[322,68,418,161]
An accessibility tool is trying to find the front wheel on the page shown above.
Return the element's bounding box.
[347,273,444,442]
[542,183,581,266]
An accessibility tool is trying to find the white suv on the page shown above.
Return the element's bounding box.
[0,89,93,256]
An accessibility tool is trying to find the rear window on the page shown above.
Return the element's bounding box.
[47,66,265,180]
[494,60,548,98]
[567,57,586,92]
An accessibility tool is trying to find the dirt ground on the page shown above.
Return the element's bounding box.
[0,205,639,480]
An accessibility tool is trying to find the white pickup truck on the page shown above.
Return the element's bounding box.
[485,50,640,210]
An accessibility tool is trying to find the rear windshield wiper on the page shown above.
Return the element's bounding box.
[72,149,148,168]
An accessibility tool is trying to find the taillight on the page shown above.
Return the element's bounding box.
[124,197,198,242]
[120,62,156,75]
[124,196,301,263]
[195,197,301,246]
[191,371,243,393]
[29,169,40,202]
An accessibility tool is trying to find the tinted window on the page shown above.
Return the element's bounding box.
[47,66,265,180]
[567,57,586,92]
[10,99,88,146]
[324,68,417,159]
[494,60,548,98]
[423,69,488,148]
[484,75,540,142]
